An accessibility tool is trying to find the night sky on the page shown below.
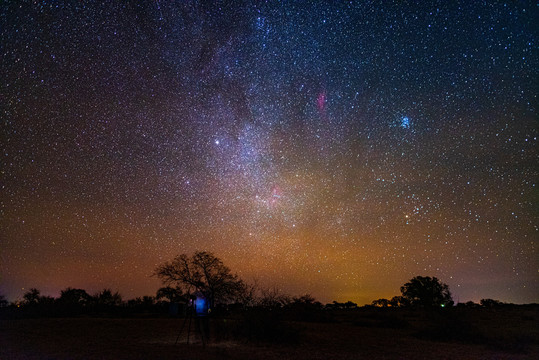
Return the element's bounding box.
[2,1,537,305]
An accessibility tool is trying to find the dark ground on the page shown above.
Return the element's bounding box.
[1,307,538,359]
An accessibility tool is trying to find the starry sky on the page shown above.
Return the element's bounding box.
[2,1,537,305]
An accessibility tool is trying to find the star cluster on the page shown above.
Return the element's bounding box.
[2,1,537,305]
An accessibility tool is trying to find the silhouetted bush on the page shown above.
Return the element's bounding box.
[92,289,123,311]
[480,298,505,308]
[371,298,390,307]
[390,295,411,307]
[0,294,8,308]
[156,286,186,303]
[284,294,329,322]
[325,300,358,310]
[57,288,92,316]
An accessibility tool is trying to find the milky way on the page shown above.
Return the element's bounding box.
[2,1,537,304]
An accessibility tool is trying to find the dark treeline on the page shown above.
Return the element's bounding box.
[1,286,350,320]
[0,287,170,318]
[0,252,529,320]
[1,251,531,320]
[0,284,524,320]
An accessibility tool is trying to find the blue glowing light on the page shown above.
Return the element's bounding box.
[400,117,410,129]
[195,297,208,315]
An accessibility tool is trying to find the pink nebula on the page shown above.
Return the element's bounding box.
[317,91,327,112]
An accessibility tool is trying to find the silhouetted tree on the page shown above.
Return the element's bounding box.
[328,301,344,310]
[327,300,357,309]
[234,281,258,308]
[344,301,358,309]
[400,276,453,308]
[39,296,55,306]
[23,288,41,305]
[155,251,245,307]
[288,294,325,322]
[371,298,390,307]
[480,298,504,308]
[94,289,123,307]
[156,286,186,303]
[0,294,8,307]
[291,294,321,309]
[257,287,291,309]
[389,295,411,307]
[59,288,91,307]
[127,296,156,312]
[21,289,55,315]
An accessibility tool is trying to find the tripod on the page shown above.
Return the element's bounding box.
[175,305,207,347]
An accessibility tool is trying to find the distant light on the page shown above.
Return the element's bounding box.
[215,140,220,145]
[441,304,445,308]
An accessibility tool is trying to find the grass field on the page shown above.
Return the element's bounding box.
[1,307,537,359]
